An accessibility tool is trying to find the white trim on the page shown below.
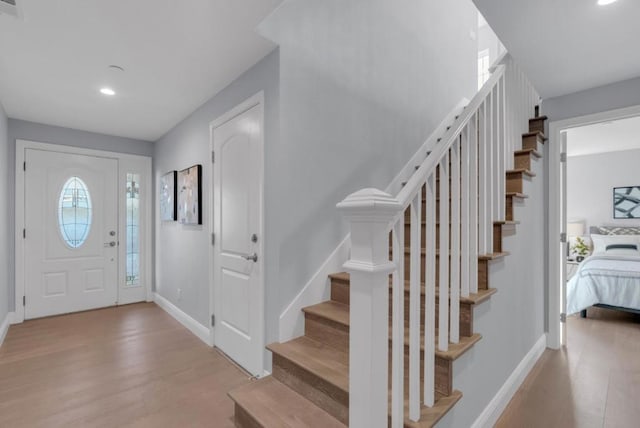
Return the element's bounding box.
[14,139,153,323]
[277,99,470,342]
[0,312,11,347]
[471,334,547,428]
[547,104,640,349]
[209,91,265,375]
[153,292,213,346]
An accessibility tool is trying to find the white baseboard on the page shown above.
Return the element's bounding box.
[471,334,547,428]
[0,312,12,348]
[153,293,213,346]
[279,236,350,341]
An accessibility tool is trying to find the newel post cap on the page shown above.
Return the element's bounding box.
[337,188,402,221]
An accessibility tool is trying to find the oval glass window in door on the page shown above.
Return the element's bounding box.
[58,176,92,248]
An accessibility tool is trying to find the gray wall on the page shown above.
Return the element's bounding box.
[153,50,280,359]
[439,129,547,427]
[7,119,153,311]
[259,0,478,330]
[0,103,8,323]
[568,149,640,232]
[543,75,640,122]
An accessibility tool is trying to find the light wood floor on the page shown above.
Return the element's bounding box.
[497,307,640,428]
[0,303,252,427]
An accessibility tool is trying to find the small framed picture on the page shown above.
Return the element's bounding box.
[160,171,177,221]
[178,165,202,225]
[613,186,640,219]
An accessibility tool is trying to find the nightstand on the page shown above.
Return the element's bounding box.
[566,260,580,280]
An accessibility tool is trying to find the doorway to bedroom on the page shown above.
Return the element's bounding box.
[552,111,640,348]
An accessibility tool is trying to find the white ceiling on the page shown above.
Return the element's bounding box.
[0,0,283,141]
[473,0,640,98]
[566,115,640,157]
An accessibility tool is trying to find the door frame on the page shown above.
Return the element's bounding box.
[14,139,153,323]
[208,91,265,376]
[547,103,640,349]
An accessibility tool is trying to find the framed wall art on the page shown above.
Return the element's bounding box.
[178,164,202,225]
[613,186,640,219]
[160,171,177,221]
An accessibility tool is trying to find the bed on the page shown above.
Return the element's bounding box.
[566,226,640,317]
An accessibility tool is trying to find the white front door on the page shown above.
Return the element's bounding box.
[24,149,119,319]
[213,100,264,376]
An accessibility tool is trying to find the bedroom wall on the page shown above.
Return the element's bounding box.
[567,148,640,232]
[6,119,153,312]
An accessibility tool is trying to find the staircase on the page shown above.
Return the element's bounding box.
[229,58,544,427]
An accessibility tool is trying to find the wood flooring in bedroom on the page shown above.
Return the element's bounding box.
[497,306,640,428]
[0,303,253,427]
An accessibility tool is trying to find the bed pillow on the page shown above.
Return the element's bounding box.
[605,243,640,256]
[591,234,640,254]
[595,226,640,236]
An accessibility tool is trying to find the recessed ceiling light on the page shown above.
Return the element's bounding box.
[597,0,618,6]
[100,87,116,96]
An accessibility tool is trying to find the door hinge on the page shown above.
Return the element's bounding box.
[560,152,567,163]
[560,232,567,243]
[23,161,26,171]
[211,151,215,163]
[211,233,215,246]
[560,312,567,323]
[211,314,215,327]
[23,296,26,306]
[23,228,26,239]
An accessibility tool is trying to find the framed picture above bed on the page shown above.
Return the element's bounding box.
[613,186,640,219]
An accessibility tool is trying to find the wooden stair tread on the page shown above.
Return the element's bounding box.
[331,272,498,305]
[399,327,482,360]
[302,300,482,361]
[229,376,347,428]
[267,336,349,393]
[514,148,542,158]
[493,220,520,225]
[522,130,547,141]
[506,192,529,199]
[303,301,349,327]
[506,168,536,177]
[403,390,463,428]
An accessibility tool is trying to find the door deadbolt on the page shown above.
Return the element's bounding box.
[109,231,116,236]
[251,234,258,243]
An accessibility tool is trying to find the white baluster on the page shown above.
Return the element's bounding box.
[469,115,479,294]
[461,126,470,298]
[392,219,404,428]
[438,154,449,352]
[424,175,436,407]
[337,189,402,428]
[409,192,421,421]
[450,140,460,344]
[478,102,487,255]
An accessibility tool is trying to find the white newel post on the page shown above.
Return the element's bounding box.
[337,188,402,428]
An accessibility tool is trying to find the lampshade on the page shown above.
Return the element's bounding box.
[567,220,585,237]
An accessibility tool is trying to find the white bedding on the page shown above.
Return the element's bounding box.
[566,254,640,315]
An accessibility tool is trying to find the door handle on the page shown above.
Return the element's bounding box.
[242,253,258,262]
[104,241,116,247]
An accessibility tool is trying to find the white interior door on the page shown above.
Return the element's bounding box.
[213,101,264,376]
[24,149,118,319]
